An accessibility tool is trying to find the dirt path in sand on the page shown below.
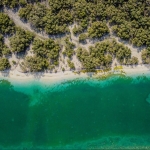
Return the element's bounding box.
[4,8,49,40]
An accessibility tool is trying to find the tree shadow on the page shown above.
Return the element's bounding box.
[16,51,26,59]
[1,69,10,77]
[132,45,146,52]
[30,72,45,80]
[89,33,110,44]
[86,72,94,77]
[143,64,150,70]
[5,54,12,59]
[118,38,130,45]
[79,40,87,45]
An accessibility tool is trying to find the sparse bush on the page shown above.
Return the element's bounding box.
[79,33,87,43]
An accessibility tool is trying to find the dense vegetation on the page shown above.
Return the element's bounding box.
[10,28,34,53]
[23,38,60,72]
[1,0,147,46]
[79,33,87,43]
[19,3,47,30]
[76,40,132,71]
[88,21,109,39]
[24,56,49,72]
[0,57,10,71]
[106,0,150,47]
[0,35,11,71]
[32,38,60,65]
[0,13,13,71]
[0,13,15,34]
[67,59,75,70]
[0,0,149,72]
[18,2,72,34]
[16,0,150,47]
[63,38,75,58]
[0,35,11,56]
[73,25,83,35]
[142,48,150,64]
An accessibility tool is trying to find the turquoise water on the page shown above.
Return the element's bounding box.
[1,75,150,149]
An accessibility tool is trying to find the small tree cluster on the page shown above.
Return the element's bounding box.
[126,56,139,65]
[67,59,75,70]
[24,56,49,72]
[0,13,15,35]
[76,40,132,71]
[142,48,150,64]
[19,3,47,30]
[72,25,83,35]
[79,33,87,43]
[63,38,75,58]
[10,28,34,53]
[32,38,60,65]
[0,57,10,71]
[0,35,11,56]
[88,21,109,39]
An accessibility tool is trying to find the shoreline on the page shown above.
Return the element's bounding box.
[119,65,150,77]
[0,64,150,84]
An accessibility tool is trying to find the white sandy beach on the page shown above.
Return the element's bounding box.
[123,65,150,75]
[0,64,150,85]
[0,70,88,84]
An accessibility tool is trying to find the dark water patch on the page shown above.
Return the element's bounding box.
[0,80,30,146]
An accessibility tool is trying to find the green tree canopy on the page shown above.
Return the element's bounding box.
[32,38,60,65]
[141,48,150,64]
[79,33,87,43]
[76,39,131,71]
[24,56,49,72]
[88,21,109,39]
[0,13,15,34]
[0,58,10,71]
[19,3,47,30]
[0,35,11,56]
[10,28,34,53]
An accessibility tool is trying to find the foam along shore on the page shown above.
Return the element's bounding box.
[0,64,150,84]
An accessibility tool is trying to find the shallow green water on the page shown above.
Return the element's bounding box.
[1,75,150,149]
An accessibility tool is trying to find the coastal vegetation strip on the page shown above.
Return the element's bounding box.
[0,0,149,73]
